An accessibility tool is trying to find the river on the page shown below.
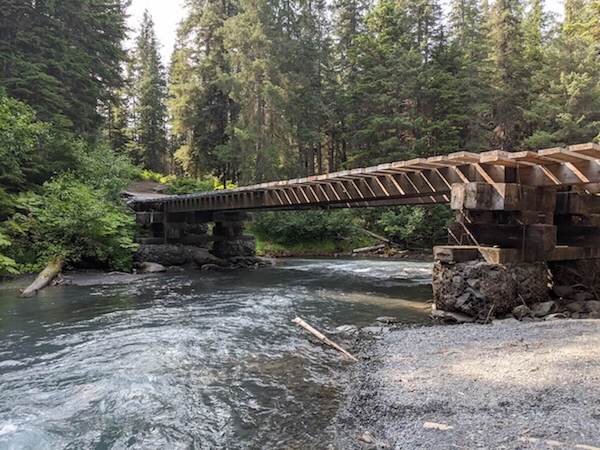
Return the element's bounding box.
[0,258,432,449]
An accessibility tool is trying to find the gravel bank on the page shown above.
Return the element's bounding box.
[335,319,600,449]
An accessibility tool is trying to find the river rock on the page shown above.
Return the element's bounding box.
[376,316,400,324]
[335,325,359,335]
[212,237,256,258]
[553,285,575,299]
[191,248,227,267]
[585,301,600,313]
[433,260,550,318]
[566,301,586,313]
[530,301,557,318]
[138,262,167,273]
[544,313,568,321]
[512,305,532,320]
[135,244,193,266]
[574,291,594,302]
[431,308,475,324]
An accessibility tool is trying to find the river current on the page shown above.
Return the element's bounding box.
[0,259,431,449]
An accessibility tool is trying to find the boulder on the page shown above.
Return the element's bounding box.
[585,301,600,313]
[512,305,532,320]
[574,291,595,302]
[212,237,256,258]
[190,248,227,267]
[530,301,557,318]
[135,244,192,266]
[138,262,167,273]
[566,301,586,313]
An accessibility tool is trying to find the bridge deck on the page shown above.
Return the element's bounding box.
[129,143,600,213]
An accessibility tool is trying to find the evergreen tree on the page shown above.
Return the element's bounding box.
[168,0,239,183]
[487,0,528,150]
[131,10,168,172]
[524,0,600,146]
[0,0,129,134]
[223,0,290,183]
[448,0,492,149]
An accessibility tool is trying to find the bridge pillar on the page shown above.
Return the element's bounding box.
[211,212,256,259]
[433,183,600,320]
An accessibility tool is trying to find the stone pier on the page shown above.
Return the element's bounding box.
[133,209,261,269]
[433,183,600,319]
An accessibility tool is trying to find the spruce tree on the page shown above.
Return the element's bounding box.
[487,0,528,150]
[0,0,128,134]
[131,10,168,172]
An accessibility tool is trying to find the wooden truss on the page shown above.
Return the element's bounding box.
[130,143,600,214]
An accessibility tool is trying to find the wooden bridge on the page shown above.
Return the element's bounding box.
[130,143,599,213]
[128,143,600,264]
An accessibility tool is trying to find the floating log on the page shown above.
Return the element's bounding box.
[21,257,64,298]
[292,317,359,362]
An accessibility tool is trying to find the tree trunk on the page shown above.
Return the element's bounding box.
[21,257,65,298]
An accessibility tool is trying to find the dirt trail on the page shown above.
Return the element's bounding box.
[335,319,600,449]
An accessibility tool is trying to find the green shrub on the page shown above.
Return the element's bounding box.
[252,210,356,245]
[0,92,83,191]
[74,144,138,199]
[0,231,18,275]
[10,176,137,271]
[375,205,452,248]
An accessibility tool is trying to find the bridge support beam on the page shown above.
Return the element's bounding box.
[211,212,256,259]
[433,183,600,320]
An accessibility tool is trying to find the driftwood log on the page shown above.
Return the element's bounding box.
[352,244,386,254]
[292,317,358,362]
[21,257,64,298]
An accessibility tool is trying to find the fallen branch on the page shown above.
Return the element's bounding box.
[292,317,359,362]
[355,227,403,249]
[352,244,386,254]
[21,257,64,298]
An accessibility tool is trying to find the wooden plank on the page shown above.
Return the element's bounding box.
[434,246,481,263]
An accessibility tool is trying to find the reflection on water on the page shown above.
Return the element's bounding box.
[0,258,431,449]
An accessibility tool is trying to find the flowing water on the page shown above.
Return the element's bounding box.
[0,258,432,449]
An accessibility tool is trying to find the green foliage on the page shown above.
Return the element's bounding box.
[10,176,137,271]
[375,206,453,248]
[0,0,128,134]
[166,177,216,195]
[130,11,168,172]
[0,231,18,275]
[74,144,138,199]
[252,210,356,245]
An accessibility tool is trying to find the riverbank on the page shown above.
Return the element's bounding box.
[256,238,433,261]
[335,319,600,449]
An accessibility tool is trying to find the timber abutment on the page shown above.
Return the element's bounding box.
[433,182,600,320]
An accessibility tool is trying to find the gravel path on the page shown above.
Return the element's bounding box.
[335,319,600,449]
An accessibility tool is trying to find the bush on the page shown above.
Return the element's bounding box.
[167,177,216,195]
[252,210,356,245]
[9,176,137,271]
[74,144,138,199]
[0,231,18,275]
[375,205,452,248]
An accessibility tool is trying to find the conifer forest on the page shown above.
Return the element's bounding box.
[0,0,598,272]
